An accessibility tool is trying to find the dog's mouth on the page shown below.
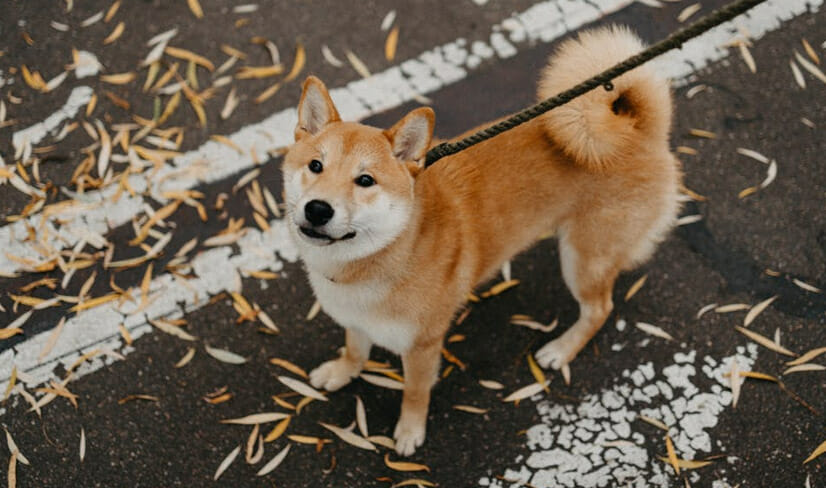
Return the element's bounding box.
[299,226,357,243]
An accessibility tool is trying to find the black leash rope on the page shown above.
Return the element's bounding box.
[423,0,768,168]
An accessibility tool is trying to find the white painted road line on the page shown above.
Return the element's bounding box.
[2,0,811,277]
[0,0,635,275]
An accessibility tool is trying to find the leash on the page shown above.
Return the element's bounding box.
[423,0,769,168]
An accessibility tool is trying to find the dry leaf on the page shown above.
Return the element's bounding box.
[676,214,702,226]
[103,21,124,45]
[356,396,369,437]
[214,445,241,480]
[360,373,404,390]
[666,435,680,474]
[254,82,282,104]
[264,416,291,442]
[503,380,551,402]
[795,51,826,84]
[7,451,16,488]
[287,435,329,445]
[760,160,777,189]
[270,358,307,378]
[165,46,214,71]
[638,415,669,431]
[736,371,778,382]
[791,59,807,88]
[481,279,519,298]
[117,394,158,404]
[738,43,756,73]
[793,278,822,293]
[149,318,196,341]
[736,147,770,164]
[368,435,395,450]
[100,72,135,84]
[804,439,826,464]
[321,45,343,67]
[510,316,558,333]
[715,303,750,313]
[743,295,778,327]
[221,87,239,120]
[79,427,86,462]
[319,422,376,451]
[635,322,673,341]
[802,39,819,64]
[624,274,648,301]
[205,345,247,364]
[689,128,716,139]
[187,0,203,18]
[381,10,396,31]
[104,0,121,22]
[391,480,436,488]
[384,453,430,472]
[256,445,290,476]
[221,412,290,425]
[278,376,328,401]
[284,43,305,82]
[453,405,488,414]
[345,49,371,78]
[306,300,321,320]
[478,379,504,390]
[385,26,399,61]
[4,430,29,466]
[729,358,742,408]
[787,347,826,366]
[735,326,795,356]
[526,354,549,392]
[174,347,196,368]
[677,3,701,22]
[784,364,825,374]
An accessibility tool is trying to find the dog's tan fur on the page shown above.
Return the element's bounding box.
[282,26,682,456]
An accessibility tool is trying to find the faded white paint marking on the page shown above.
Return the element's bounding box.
[0,219,299,415]
[479,345,758,488]
[11,86,94,153]
[0,0,632,276]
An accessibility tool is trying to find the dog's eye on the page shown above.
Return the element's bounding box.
[308,159,323,173]
[354,174,375,187]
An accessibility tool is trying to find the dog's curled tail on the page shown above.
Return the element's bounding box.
[538,26,672,172]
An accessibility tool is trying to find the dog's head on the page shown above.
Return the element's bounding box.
[283,76,434,262]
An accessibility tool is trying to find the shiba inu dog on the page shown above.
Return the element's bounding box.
[282,26,681,456]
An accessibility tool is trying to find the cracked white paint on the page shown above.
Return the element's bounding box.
[479,345,759,488]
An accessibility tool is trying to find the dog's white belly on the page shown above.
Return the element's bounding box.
[308,271,415,354]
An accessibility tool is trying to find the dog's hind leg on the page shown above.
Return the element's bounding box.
[309,327,372,392]
[535,233,618,370]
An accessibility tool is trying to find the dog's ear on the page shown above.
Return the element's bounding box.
[295,76,340,141]
[385,107,435,162]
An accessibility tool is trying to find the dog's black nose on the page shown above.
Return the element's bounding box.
[304,200,334,226]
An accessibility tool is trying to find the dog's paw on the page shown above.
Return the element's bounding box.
[309,358,360,392]
[535,337,577,370]
[393,417,426,457]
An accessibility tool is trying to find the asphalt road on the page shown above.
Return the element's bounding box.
[1,1,825,487]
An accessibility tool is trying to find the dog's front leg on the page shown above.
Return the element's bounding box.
[394,340,441,456]
[309,327,372,392]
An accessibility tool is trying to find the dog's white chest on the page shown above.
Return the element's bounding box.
[307,271,415,354]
